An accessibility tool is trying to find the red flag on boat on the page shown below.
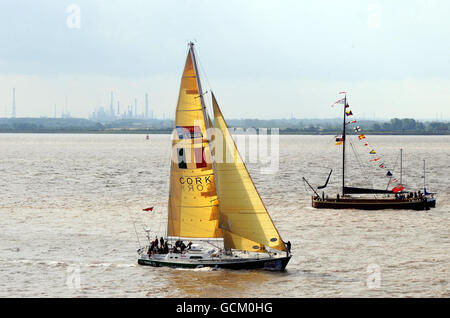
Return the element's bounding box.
[142,207,154,212]
[392,186,405,193]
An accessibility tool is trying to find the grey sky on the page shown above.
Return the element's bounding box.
[0,0,449,119]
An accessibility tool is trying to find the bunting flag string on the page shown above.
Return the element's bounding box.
[331,93,403,191]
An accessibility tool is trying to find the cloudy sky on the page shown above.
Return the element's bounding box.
[0,0,449,119]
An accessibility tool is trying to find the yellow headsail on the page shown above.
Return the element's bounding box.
[212,93,286,252]
[167,48,222,239]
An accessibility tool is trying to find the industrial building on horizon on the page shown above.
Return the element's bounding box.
[89,91,154,122]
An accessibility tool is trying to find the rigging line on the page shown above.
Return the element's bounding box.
[349,138,375,189]
[390,152,400,174]
[125,203,142,250]
[385,151,401,190]
[349,139,367,182]
[196,48,213,94]
[355,137,391,197]
[349,140,378,199]
[353,139,370,174]
[357,141,378,191]
[206,240,224,251]
[155,207,163,240]
[195,47,215,117]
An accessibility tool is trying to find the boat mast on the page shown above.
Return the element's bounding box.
[423,159,426,190]
[400,148,403,185]
[189,42,213,146]
[342,94,347,196]
[189,42,224,248]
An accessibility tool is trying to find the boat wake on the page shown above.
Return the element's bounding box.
[0,259,136,268]
[174,266,220,272]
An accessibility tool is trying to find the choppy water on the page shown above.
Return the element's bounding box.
[0,133,448,297]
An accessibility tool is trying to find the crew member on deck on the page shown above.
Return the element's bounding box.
[283,240,291,256]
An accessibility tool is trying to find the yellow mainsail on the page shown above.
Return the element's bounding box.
[212,93,286,252]
[167,49,222,239]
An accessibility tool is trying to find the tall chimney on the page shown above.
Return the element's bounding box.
[134,98,137,118]
[110,91,114,116]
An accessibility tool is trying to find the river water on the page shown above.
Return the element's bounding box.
[0,133,448,297]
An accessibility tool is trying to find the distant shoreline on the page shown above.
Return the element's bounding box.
[1,117,448,135]
[1,129,449,135]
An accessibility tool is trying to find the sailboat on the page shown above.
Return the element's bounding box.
[303,93,436,210]
[137,43,291,270]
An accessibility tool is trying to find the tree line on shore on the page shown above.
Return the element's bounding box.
[0,117,448,134]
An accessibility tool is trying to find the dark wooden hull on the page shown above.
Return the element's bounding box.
[426,197,436,208]
[138,255,291,271]
[312,197,430,210]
